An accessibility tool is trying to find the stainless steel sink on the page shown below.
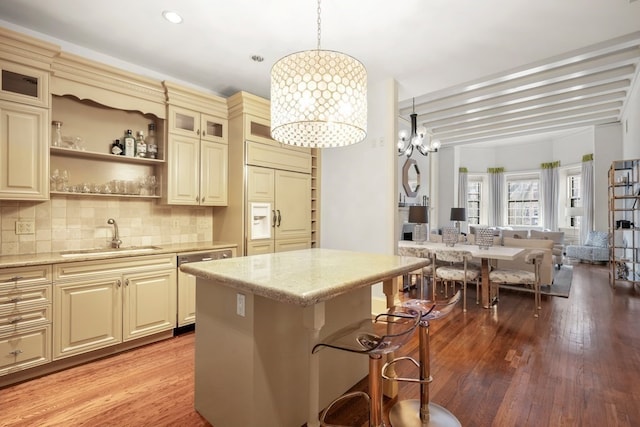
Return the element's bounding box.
[60,246,163,257]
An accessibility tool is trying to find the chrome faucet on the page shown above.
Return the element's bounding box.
[107,218,122,248]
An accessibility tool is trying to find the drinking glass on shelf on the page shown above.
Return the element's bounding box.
[50,169,59,191]
[60,170,69,191]
[102,182,112,194]
[112,180,123,194]
[148,175,157,196]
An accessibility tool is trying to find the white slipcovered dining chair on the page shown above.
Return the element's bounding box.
[398,246,440,300]
[488,249,545,317]
[433,249,480,312]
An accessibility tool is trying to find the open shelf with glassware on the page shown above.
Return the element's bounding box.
[50,94,165,199]
[608,159,640,289]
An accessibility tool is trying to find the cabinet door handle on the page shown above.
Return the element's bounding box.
[9,316,23,324]
[125,279,130,287]
[9,349,23,356]
[117,279,122,288]
[202,130,206,137]
[197,129,201,136]
[9,296,22,303]
[272,210,277,228]
[277,210,282,227]
[11,276,24,282]
[201,197,205,203]
[196,196,200,202]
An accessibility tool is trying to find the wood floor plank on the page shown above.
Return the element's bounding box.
[1,263,639,426]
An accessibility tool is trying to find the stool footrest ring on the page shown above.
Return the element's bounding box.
[320,391,370,427]
[382,356,433,384]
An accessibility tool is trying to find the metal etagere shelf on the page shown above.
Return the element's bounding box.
[608,159,640,289]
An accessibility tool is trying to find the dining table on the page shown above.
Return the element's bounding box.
[398,240,525,308]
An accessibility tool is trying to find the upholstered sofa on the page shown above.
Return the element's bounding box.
[565,230,609,263]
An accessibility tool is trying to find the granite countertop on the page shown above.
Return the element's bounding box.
[0,241,237,269]
[180,247,430,307]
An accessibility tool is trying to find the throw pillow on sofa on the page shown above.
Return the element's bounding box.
[586,231,608,248]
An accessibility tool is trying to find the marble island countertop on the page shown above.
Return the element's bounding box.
[0,241,237,269]
[180,247,430,307]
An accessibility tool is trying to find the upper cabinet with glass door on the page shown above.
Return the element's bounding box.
[0,28,58,201]
[0,62,49,108]
[168,105,227,144]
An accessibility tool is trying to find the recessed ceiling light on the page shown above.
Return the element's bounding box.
[162,10,183,24]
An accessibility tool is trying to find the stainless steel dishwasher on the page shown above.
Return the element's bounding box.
[177,249,233,328]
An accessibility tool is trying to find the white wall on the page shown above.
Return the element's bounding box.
[320,79,397,308]
[594,123,623,231]
[622,75,640,160]
[434,147,456,230]
[320,79,396,254]
[552,128,595,164]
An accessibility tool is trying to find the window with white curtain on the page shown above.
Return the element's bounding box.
[467,180,482,225]
[568,174,581,228]
[507,177,540,226]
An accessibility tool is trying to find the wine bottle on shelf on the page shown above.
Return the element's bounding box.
[146,123,158,159]
[123,129,135,157]
[135,130,147,158]
[111,139,123,155]
[52,121,63,147]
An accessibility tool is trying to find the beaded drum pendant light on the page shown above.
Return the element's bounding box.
[270,0,367,148]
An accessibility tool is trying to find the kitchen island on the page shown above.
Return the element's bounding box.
[180,248,430,427]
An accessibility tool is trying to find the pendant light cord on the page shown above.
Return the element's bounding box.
[317,0,322,50]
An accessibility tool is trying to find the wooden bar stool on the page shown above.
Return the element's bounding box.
[382,291,462,427]
[312,309,420,427]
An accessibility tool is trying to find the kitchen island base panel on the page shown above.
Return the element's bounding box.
[194,279,370,427]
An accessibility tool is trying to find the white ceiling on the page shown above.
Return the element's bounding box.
[1,0,639,146]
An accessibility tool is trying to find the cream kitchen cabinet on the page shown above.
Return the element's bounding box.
[165,133,228,206]
[164,82,228,206]
[0,265,52,376]
[49,52,168,199]
[0,29,58,201]
[0,100,49,200]
[246,166,311,255]
[168,105,226,144]
[213,91,314,255]
[53,254,176,360]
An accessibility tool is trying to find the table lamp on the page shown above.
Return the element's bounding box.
[450,207,467,239]
[408,205,429,243]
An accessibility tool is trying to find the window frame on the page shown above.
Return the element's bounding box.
[567,172,581,228]
[466,178,482,225]
[505,173,541,227]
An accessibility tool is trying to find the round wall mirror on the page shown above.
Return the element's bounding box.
[402,158,420,197]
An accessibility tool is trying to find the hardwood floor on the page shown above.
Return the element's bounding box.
[1,263,639,427]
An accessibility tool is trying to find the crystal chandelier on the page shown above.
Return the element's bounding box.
[270,0,367,148]
[397,99,441,157]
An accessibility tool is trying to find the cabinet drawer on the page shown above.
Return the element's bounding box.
[0,284,51,311]
[0,325,51,375]
[53,254,177,282]
[0,265,52,289]
[246,141,311,174]
[0,305,50,334]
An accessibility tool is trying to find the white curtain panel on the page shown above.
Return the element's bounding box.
[541,162,559,231]
[458,168,468,208]
[488,168,504,227]
[580,156,594,245]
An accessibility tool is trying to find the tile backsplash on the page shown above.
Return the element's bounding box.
[0,196,214,255]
